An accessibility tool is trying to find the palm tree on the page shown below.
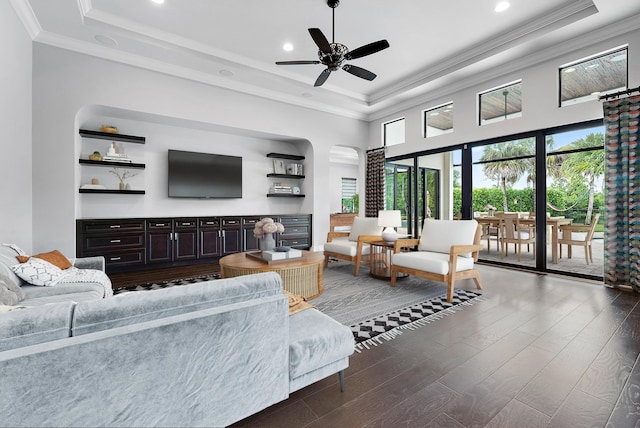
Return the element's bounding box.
[558,133,605,224]
[481,141,532,211]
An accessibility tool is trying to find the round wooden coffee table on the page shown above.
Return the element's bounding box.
[219,251,324,300]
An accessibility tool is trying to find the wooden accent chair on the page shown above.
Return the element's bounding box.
[390,219,483,302]
[499,213,535,261]
[558,213,601,265]
[479,212,502,253]
[323,217,383,276]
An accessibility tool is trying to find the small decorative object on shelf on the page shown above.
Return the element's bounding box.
[103,142,132,163]
[253,217,285,251]
[109,168,139,191]
[100,125,119,134]
[88,151,102,161]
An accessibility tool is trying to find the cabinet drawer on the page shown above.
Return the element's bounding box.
[242,217,261,226]
[222,217,241,228]
[83,234,144,252]
[279,216,310,227]
[199,218,220,228]
[281,225,309,236]
[104,250,145,268]
[81,220,145,234]
[175,219,197,229]
[147,220,172,230]
[279,238,309,248]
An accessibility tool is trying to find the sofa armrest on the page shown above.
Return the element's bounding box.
[70,256,105,272]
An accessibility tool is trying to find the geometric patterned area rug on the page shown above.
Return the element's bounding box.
[113,273,220,295]
[349,289,481,351]
[317,261,483,352]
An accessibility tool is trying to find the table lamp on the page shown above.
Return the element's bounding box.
[378,210,402,243]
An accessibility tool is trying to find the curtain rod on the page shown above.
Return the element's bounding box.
[366,146,386,153]
[599,85,640,101]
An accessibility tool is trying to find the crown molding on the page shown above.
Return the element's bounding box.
[33,30,369,121]
[368,0,598,107]
[367,13,640,122]
[78,3,368,104]
[9,0,42,39]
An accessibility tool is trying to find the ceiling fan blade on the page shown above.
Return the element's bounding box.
[314,69,332,87]
[345,40,390,60]
[275,60,321,65]
[342,64,377,81]
[308,28,332,55]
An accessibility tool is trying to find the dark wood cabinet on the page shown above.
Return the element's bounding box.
[146,219,197,263]
[221,217,242,255]
[278,215,311,250]
[174,219,198,261]
[199,218,222,259]
[76,219,146,270]
[242,217,261,251]
[76,214,311,272]
[146,220,173,263]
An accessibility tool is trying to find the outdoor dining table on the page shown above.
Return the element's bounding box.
[474,215,573,264]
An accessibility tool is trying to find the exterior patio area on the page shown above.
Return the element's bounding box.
[477,233,604,278]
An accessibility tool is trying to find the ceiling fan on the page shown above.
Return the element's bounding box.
[275,0,390,87]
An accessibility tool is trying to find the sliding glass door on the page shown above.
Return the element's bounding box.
[383,119,603,281]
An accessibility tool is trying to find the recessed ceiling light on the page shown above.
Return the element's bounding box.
[611,54,627,62]
[94,34,118,46]
[586,63,600,69]
[564,67,576,73]
[219,69,234,77]
[283,43,294,52]
[151,0,165,4]
[430,112,440,117]
[591,91,601,96]
[495,1,510,12]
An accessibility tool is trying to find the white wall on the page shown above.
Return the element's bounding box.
[371,29,640,158]
[0,1,32,252]
[32,44,369,255]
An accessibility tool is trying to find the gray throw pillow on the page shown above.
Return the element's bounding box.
[0,273,25,306]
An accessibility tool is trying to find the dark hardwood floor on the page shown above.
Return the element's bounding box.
[227,264,640,428]
[109,262,220,289]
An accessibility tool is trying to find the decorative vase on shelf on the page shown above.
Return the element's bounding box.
[259,233,276,251]
[119,182,126,191]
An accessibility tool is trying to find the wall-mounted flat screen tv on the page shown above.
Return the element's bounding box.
[168,149,242,198]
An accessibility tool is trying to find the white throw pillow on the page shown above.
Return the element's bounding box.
[348,217,383,242]
[11,257,66,286]
[418,219,478,257]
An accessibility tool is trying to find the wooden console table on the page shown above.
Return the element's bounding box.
[219,251,324,300]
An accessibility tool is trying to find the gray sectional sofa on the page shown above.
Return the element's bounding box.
[0,260,355,427]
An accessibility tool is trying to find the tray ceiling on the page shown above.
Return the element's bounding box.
[13,0,640,119]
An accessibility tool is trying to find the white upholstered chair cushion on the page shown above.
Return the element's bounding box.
[418,219,478,257]
[391,252,475,275]
[348,218,383,242]
[323,240,372,257]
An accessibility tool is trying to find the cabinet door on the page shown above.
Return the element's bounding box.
[174,230,198,261]
[199,229,221,258]
[147,231,173,263]
[221,218,242,255]
[242,217,261,251]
